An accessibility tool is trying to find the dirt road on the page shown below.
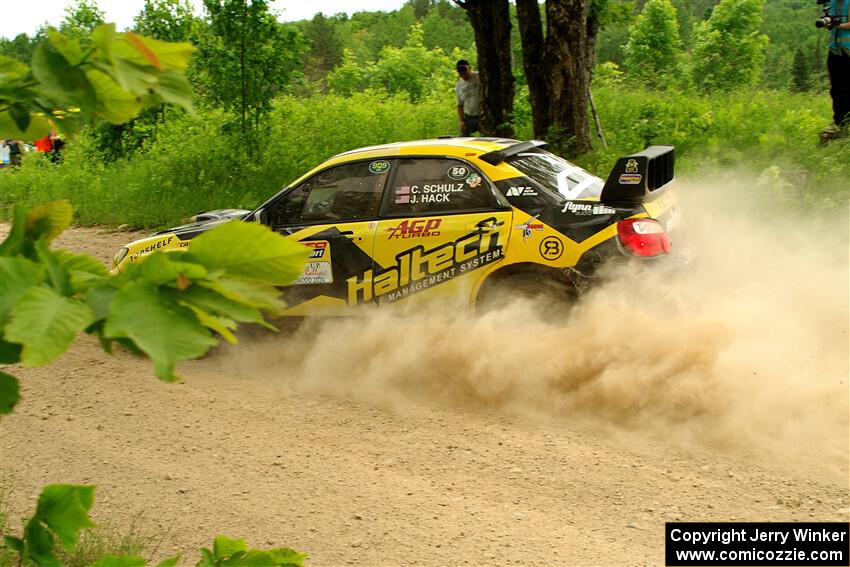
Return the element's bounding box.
[2,203,849,566]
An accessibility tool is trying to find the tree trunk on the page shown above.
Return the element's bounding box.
[542,0,595,154]
[516,0,548,139]
[456,0,515,137]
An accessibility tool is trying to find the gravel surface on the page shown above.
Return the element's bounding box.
[1,225,848,567]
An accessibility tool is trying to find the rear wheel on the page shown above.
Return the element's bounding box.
[475,271,577,317]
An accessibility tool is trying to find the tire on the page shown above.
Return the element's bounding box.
[476,272,577,317]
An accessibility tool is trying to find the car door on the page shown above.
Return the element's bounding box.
[259,159,392,314]
[366,157,513,308]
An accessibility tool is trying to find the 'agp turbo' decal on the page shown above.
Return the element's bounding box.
[347,219,504,304]
[386,219,442,239]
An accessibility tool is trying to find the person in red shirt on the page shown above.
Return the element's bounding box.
[34,134,53,153]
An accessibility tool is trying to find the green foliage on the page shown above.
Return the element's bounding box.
[0,32,43,65]
[60,0,106,39]
[0,90,455,228]
[133,0,196,41]
[691,0,769,91]
[0,199,309,410]
[198,536,306,566]
[0,24,195,139]
[2,486,306,567]
[581,82,849,208]
[329,23,452,102]
[194,0,306,141]
[791,48,811,92]
[624,0,683,87]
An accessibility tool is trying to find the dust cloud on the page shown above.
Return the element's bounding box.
[221,170,849,465]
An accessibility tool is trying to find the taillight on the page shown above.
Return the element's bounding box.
[616,219,671,257]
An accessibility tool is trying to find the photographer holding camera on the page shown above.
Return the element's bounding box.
[819,0,850,141]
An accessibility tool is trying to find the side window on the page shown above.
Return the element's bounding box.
[267,160,390,226]
[384,158,496,216]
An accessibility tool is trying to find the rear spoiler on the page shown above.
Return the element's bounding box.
[479,140,547,165]
[600,145,675,203]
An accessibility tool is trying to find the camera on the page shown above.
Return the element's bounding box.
[815,0,842,29]
[816,15,840,29]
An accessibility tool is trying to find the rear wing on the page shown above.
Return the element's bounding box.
[600,146,675,203]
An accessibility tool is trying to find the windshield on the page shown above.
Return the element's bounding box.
[509,150,604,200]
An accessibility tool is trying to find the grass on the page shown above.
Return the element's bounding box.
[0,84,846,229]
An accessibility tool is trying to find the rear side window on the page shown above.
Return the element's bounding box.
[384,158,495,216]
[509,150,603,200]
[266,160,389,226]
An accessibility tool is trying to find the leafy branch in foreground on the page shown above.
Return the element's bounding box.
[0,23,195,139]
[0,199,309,411]
[1,484,307,567]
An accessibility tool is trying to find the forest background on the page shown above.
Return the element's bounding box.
[1,0,847,229]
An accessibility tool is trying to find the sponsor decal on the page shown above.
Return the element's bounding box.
[466,172,482,188]
[293,240,333,284]
[294,261,333,285]
[618,173,643,185]
[347,219,504,304]
[304,240,329,259]
[506,186,538,197]
[387,219,442,239]
[447,165,469,180]
[129,235,179,261]
[514,215,544,240]
[368,160,390,174]
[539,236,564,261]
[625,158,639,173]
[395,186,411,204]
[561,202,616,215]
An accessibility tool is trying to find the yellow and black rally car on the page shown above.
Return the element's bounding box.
[113,138,684,315]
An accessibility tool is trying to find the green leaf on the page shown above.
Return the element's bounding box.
[35,240,72,297]
[25,200,73,244]
[0,256,45,326]
[103,282,216,382]
[34,485,96,551]
[184,222,309,285]
[5,287,96,367]
[212,536,248,560]
[90,23,116,58]
[9,103,31,132]
[179,285,270,327]
[199,277,285,315]
[198,548,215,567]
[84,285,117,321]
[0,339,23,364]
[0,204,28,257]
[183,304,237,344]
[54,249,110,293]
[31,41,96,110]
[136,252,208,286]
[118,33,196,71]
[0,55,30,83]
[23,517,60,567]
[85,69,143,124]
[47,28,87,66]
[0,107,54,140]
[0,370,20,415]
[264,548,308,566]
[147,70,194,113]
[3,535,24,553]
[88,555,146,567]
[153,556,180,567]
